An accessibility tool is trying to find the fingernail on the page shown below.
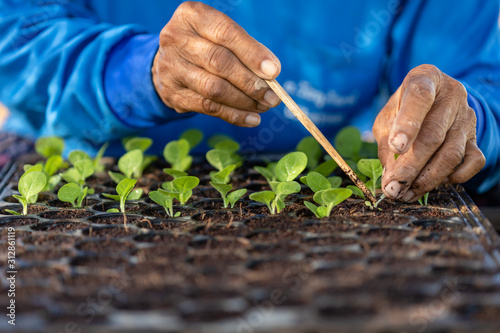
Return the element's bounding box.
[261,60,278,78]
[264,90,280,107]
[385,180,402,198]
[245,114,261,127]
[402,190,415,202]
[257,103,269,111]
[391,133,409,153]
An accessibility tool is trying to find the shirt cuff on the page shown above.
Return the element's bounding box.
[104,34,192,128]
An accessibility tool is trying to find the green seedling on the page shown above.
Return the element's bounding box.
[24,155,64,192]
[206,138,242,172]
[150,176,199,217]
[365,194,386,210]
[180,129,203,150]
[163,168,188,179]
[250,152,307,214]
[164,138,192,172]
[209,165,247,208]
[254,162,277,183]
[57,183,88,208]
[6,168,47,216]
[300,171,352,218]
[63,158,95,187]
[164,176,199,205]
[148,189,180,217]
[296,136,323,171]
[313,159,338,177]
[300,173,342,189]
[108,149,143,183]
[103,178,141,213]
[207,134,233,148]
[122,137,157,175]
[249,191,277,214]
[347,185,365,199]
[334,126,362,162]
[357,159,383,197]
[418,192,429,206]
[35,136,64,158]
[305,188,352,218]
[93,142,109,173]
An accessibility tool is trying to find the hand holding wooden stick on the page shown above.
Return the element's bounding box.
[265,79,378,204]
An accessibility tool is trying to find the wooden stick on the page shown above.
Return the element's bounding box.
[265,79,378,204]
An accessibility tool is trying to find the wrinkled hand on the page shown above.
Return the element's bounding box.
[373,64,485,202]
[152,1,281,127]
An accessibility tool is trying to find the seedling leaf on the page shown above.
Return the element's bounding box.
[163,168,188,179]
[118,149,143,178]
[347,185,365,199]
[180,129,203,150]
[123,137,152,152]
[35,136,64,158]
[327,176,342,188]
[215,139,239,153]
[69,150,91,165]
[296,136,323,170]
[19,171,47,200]
[164,139,190,171]
[334,126,362,160]
[211,164,236,184]
[58,183,81,207]
[275,152,308,182]
[314,159,338,177]
[227,189,247,208]
[306,172,331,193]
[208,134,233,148]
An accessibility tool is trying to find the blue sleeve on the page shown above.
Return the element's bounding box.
[387,0,500,193]
[0,0,188,147]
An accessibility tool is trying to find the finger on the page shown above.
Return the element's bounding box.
[373,92,398,169]
[170,88,262,127]
[179,61,268,113]
[448,139,486,184]
[382,102,455,200]
[181,1,281,79]
[399,126,468,202]
[179,35,280,107]
[389,65,443,154]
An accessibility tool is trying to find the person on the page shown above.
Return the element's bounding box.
[0,0,498,203]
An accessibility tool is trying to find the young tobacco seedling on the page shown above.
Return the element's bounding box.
[164,138,192,172]
[93,142,109,173]
[180,128,203,150]
[296,136,323,171]
[305,188,352,218]
[149,176,200,217]
[334,126,362,162]
[161,176,199,205]
[122,136,157,176]
[57,183,88,208]
[108,149,143,183]
[209,165,247,208]
[357,159,383,197]
[6,168,47,216]
[300,171,353,218]
[103,178,142,213]
[62,158,95,188]
[35,136,64,159]
[249,152,307,214]
[206,139,242,172]
[254,162,277,184]
[24,154,64,192]
[418,193,429,206]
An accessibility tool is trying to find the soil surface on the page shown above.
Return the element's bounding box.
[0,157,499,331]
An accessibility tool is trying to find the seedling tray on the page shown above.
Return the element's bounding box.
[1,159,499,333]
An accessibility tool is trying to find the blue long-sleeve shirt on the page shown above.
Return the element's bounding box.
[1,0,500,193]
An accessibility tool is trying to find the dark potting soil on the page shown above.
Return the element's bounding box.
[31,221,90,232]
[39,209,94,219]
[2,158,499,330]
[0,204,48,215]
